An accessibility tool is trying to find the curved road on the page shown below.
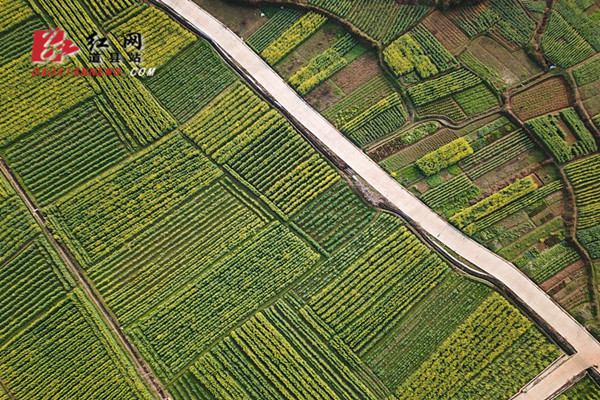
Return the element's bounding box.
[155,0,600,397]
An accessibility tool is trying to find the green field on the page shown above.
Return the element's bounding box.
[2,0,600,397]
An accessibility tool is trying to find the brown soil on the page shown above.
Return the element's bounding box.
[511,77,571,121]
[305,80,345,111]
[422,10,469,54]
[541,259,585,291]
[557,118,578,145]
[331,53,381,94]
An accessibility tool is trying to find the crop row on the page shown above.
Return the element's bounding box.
[0,54,92,148]
[420,173,479,209]
[448,325,560,399]
[365,275,491,390]
[247,9,305,52]
[307,0,355,17]
[474,181,562,233]
[450,176,538,235]
[87,0,134,23]
[511,77,570,120]
[183,83,340,216]
[307,0,429,44]
[4,101,128,207]
[541,11,595,67]
[408,69,481,107]
[573,56,600,86]
[35,0,177,149]
[449,3,501,37]
[110,5,195,69]
[309,226,448,355]
[323,74,393,127]
[474,116,511,137]
[415,137,474,176]
[395,293,559,400]
[0,180,41,265]
[261,12,327,65]
[0,16,45,68]
[526,114,573,163]
[89,180,267,325]
[560,108,598,154]
[146,40,238,123]
[341,92,408,146]
[398,121,441,146]
[0,0,33,34]
[578,225,600,258]
[554,0,600,51]
[103,2,145,31]
[526,110,596,164]
[47,134,222,267]
[490,0,537,46]
[565,154,600,229]
[417,96,468,122]
[128,223,318,380]
[381,128,459,173]
[0,290,154,400]
[384,33,439,79]
[453,84,498,117]
[289,33,360,95]
[522,242,581,283]
[191,297,382,400]
[0,241,73,344]
[461,129,534,179]
[296,214,400,299]
[410,25,457,73]
[557,377,600,399]
[292,182,375,253]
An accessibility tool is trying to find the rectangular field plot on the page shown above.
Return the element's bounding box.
[364,274,490,391]
[185,297,387,400]
[0,175,41,265]
[306,215,449,355]
[145,40,239,123]
[127,223,319,380]
[292,182,375,253]
[4,100,129,207]
[183,82,340,217]
[88,178,270,325]
[46,134,222,267]
[0,241,73,344]
[0,290,154,400]
[394,293,560,400]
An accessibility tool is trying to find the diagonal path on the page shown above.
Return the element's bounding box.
[0,159,168,400]
[155,0,600,397]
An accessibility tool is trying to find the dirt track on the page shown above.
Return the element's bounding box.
[0,158,168,400]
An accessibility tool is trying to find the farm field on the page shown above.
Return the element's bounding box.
[3,0,600,398]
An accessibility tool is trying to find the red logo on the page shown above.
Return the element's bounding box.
[31,28,79,63]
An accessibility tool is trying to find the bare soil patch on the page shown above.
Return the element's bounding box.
[305,80,345,111]
[192,0,266,39]
[422,11,469,54]
[331,52,381,94]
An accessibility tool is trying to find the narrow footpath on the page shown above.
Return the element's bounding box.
[155,1,600,398]
[0,158,169,400]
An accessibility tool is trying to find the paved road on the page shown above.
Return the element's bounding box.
[512,355,588,399]
[157,0,600,397]
[0,158,168,400]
